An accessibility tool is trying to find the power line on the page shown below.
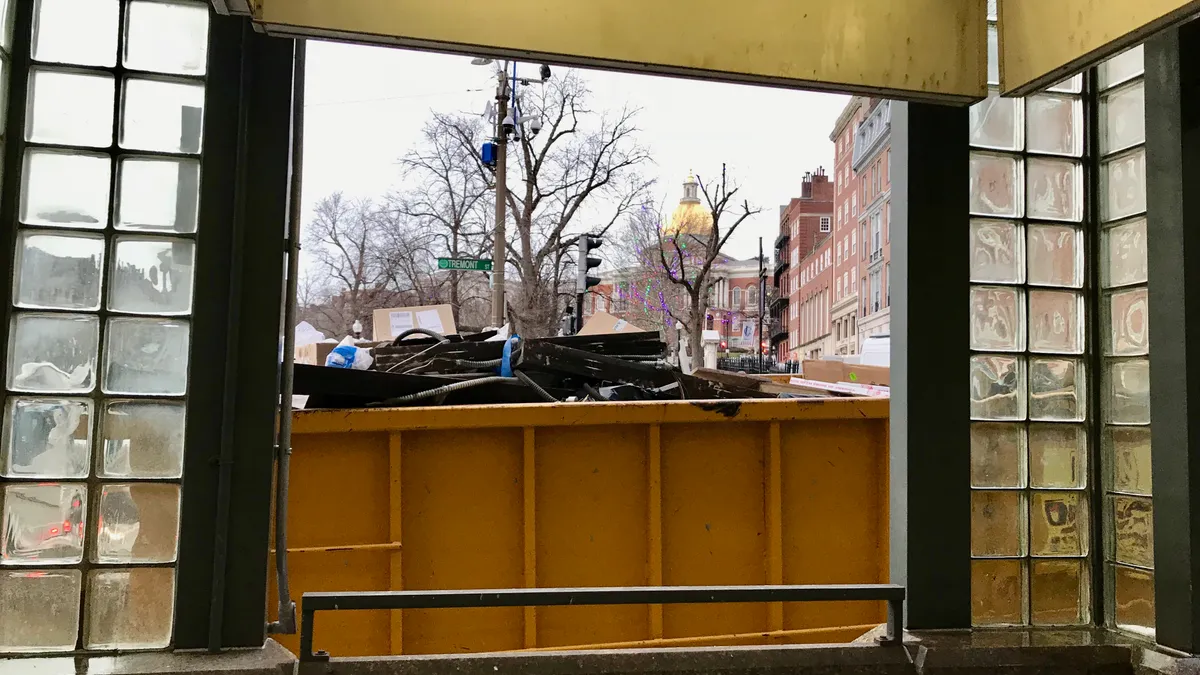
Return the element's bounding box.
[305,88,487,107]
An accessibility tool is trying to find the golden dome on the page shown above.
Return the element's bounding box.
[665,201,713,237]
[663,173,712,237]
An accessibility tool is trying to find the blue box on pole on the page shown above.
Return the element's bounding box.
[481,141,497,167]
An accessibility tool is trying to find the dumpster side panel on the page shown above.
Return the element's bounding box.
[533,424,650,648]
[401,427,525,654]
[780,420,889,629]
[277,400,891,657]
[279,431,393,657]
[661,422,769,639]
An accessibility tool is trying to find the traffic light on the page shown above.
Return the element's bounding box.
[576,234,603,293]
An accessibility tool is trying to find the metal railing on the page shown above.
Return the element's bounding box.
[299,584,905,661]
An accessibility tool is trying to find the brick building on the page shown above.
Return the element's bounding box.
[795,96,893,360]
[770,169,834,360]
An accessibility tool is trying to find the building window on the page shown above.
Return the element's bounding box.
[886,200,891,242]
[820,216,831,233]
[791,248,798,266]
[747,285,758,310]
[852,193,857,215]
[732,287,743,308]
[884,262,890,307]
[615,282,630,312]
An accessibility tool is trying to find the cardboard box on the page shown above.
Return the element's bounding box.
[802,359,889,386]
[295,342,336,366]
[373,304,457,341]
[577,311,647,336]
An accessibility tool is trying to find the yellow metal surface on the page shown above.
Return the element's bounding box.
[274,399,889,657]
[999,0,1200,95]
[254,0,987,103]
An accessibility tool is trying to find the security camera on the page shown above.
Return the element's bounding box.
[529,116,543,135]
[501,112,515,137]
[540,64,552,82]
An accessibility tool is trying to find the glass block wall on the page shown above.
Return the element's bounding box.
[0,0,208,652]
[969,11,1092,625]
[1097,45,1153,637]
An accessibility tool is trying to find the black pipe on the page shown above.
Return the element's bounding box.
[267,37,306,637]
[207,21,253,653]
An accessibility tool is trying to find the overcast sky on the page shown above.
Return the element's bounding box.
[300,40,849,263]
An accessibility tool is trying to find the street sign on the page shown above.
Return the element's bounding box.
[438,258,493,272]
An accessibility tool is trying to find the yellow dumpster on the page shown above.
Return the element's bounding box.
[271,398,889,656]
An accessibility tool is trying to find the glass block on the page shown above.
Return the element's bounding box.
[102,318,190,396]
[971,355,1027,421]
[1026,94,1083,157]
[124,0,209,76]
[1048,74,1083,94]
[120,78,205,153]
[972,559,1023,626]
[972,490,1024,557]
[1100,80,1145,156]
[1101,217,1148,288]
[987,24,999,86]
[32,0,119,67]
[84,567,175,650]
[1107,358,1151,425]
[0,0,11,50]
[969,90,1023,151]
[1027,157,1083,222]
[1099,45,1145,90]
[14,230,104,310]
[117,157,200,233]
[971,423,1025,488]
[21,149,111,228]
[110,237,195,314]
[1030,358,1085,422]
[1030,290,1084,354]
[99,401,186,479]
[0,483,86,564]
[1027,224,1082,288]
[2,397,91,479]
[1031,491,1087,557]
[1031,559,1086,625]
[26,68,115,147]
[1112,496,1154,569]
[1107,426,1152,496]
[969,152,1022,218]
[970,286,1025,352]
[0,569,80,653]
[0,55,8,131]
[970,220,1023,283]
[1111,565,1155,635]
[1105,288,1149,357]
[1101,149,1147,222]
[7,313,99,393]
[1030,424,1086,489]
[93,483,180,563]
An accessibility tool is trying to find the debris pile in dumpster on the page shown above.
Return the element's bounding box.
[290,326,888,409]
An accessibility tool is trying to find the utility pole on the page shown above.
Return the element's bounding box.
[490,66,508,328]
[758,237,764,373]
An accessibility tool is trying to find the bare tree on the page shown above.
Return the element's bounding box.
[648,165,761,359]
[303,192,399,338]
[502,70,653,336]
[390,113,494,324]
